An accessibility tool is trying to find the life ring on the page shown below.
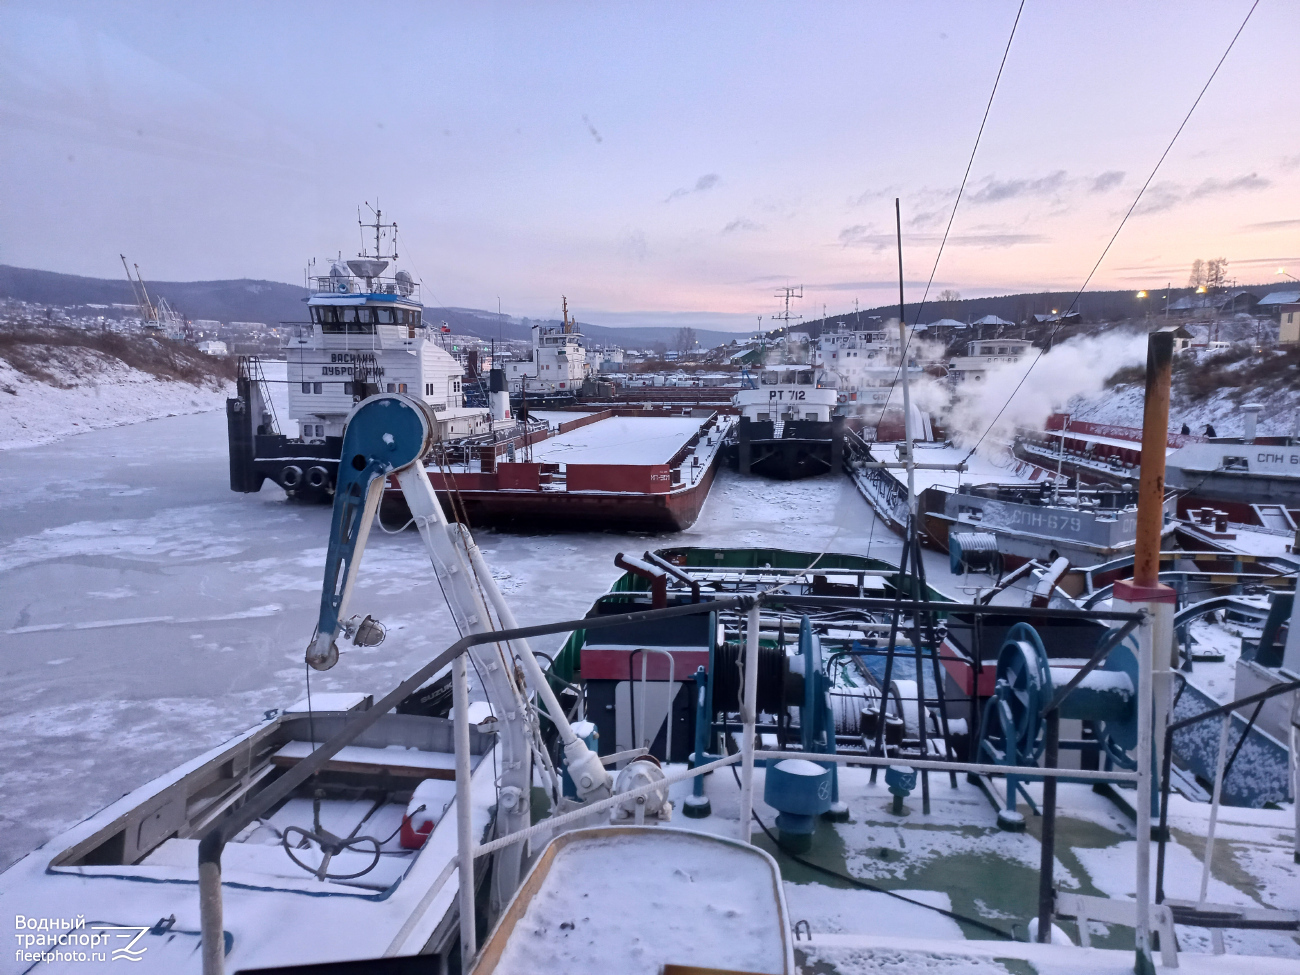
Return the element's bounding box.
[306,466,331,490]
[280,465,304,489]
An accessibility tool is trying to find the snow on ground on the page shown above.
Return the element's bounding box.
[0,401,1296,968]
[0,355,230,450]
[1067,380,1299,440]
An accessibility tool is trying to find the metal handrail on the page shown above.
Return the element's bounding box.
[1155,678,1300,903]
[634,647,675,761]
[197,589,1152,973]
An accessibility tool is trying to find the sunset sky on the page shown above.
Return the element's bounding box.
[2,1,1296,329]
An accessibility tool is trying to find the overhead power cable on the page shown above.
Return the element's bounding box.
[873,0,1024,435]
[959,0,1261,462]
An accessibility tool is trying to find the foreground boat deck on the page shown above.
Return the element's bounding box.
[649,763,1299,972]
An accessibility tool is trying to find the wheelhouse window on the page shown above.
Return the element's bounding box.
[313,306,377,334]
[761,371,778,385]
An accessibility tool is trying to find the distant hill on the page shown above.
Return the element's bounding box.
[0,265,740,349]
[9,263,1273,351]
[796,285,1278,339]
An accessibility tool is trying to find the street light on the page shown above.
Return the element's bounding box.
[1278,267,1299,282]
[1136,290,1148,298]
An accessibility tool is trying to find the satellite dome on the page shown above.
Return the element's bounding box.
[394,270,415,296]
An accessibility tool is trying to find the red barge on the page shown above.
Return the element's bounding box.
[383,408,735,532]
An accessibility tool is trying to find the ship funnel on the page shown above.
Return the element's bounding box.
[1242,402,1262,443]
[489,367,511,422]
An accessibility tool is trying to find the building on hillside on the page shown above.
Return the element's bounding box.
[1167,290,1256,316]
[925,319,968,343]
[1280,303,1300,345]
[1157,323,1196,352]
[196,340,228,355]
[1029,311,1081,326]
[947,338,1033,384]
[729,345,764,367]
[971,314,1014,328]
[1259,291,1300,320]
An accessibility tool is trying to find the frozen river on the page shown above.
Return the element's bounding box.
[0,405,980,871]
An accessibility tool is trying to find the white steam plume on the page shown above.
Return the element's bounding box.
[942,331,1148,454]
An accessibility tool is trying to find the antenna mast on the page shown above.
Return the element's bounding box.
[770,285,803,331]
[358,202,399,260]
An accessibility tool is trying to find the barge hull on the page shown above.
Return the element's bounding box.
[388,457,720,532]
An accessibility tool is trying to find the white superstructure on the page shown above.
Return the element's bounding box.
[815,322,921,417]
[503,297,590,397]
[733,366,837,423]
[284,214,490,442]
[947,338,1034,385]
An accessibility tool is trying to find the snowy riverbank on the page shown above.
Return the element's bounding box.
[0,325,235,449]
[0,357,230,449]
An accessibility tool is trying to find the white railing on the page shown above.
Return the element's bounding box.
[310,274,421,301]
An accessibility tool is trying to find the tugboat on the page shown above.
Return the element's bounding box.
[226,208,491,501]
[729,365,843,478]
[726,288,844,479]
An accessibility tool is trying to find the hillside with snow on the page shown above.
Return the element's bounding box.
[0,325,233,450]
[1068,343,1300,438]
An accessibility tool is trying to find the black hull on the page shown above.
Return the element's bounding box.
[730,415,844,480]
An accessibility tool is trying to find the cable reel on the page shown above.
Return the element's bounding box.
[979,622,1052,769]
[978,621,1141,830]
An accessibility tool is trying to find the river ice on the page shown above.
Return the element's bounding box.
[0,400,997,871]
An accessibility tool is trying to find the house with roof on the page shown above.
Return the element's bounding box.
[1029,311,1081,326]
[1157,323,1196,352]
[1258,290,1300,320]
[1279,303,1300,345]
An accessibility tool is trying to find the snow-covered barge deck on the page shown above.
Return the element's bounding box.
[389,411,734,532]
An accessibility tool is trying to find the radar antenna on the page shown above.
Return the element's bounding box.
[357,201,399,261]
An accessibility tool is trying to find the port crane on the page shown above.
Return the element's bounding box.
[119,253,186,335]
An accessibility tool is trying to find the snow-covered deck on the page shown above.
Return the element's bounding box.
[1045,428,1176,456]
[872,441,1033,494]
[530,416,710,466]
[659,761,1299,969]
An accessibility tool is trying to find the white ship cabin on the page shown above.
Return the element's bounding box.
[734,367,838,422]
[817,325,917,413]
[286,260,489,442]
[816,324,895,367]
[948,338,1034,384]
[503,304,590,396]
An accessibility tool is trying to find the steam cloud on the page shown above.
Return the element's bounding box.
[929,330,1148,454]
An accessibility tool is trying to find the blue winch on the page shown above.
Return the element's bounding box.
[976,622,1139,830]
